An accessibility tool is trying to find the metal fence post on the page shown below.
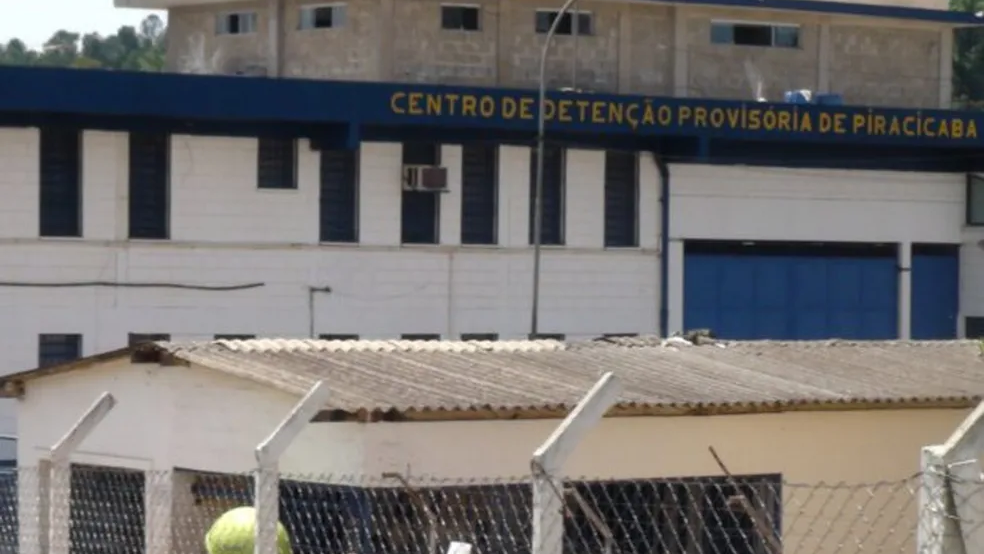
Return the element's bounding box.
[254,381,331,554]
[531,373,621,554]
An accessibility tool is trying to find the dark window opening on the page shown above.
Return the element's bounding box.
[217,12,257,34]
[128,333,170,346]
[711,22,799,48]
[40,127,81,237]
[529,333,565,340]
[967,317,984,338]
[214,334,255,340]
[461,143,497,245]
[258,137,297,189]
[461,333,498,341]
[300,5,346,29]
[604,150,638,247]
[401,334,441,341]
[319,334,360,340]
[535,10,592,35]
[38,334,82,368]
[320,149,359,242]
[529,145,565,245]
[442,5,480,30]
[128,132,169,240]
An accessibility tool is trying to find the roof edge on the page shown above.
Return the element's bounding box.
[321,396,981,422]
[0,343,170,397]
[667,0,984,25]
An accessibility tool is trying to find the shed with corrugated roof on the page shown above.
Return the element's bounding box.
[5,337,983,554]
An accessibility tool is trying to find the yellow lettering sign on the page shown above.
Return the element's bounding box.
[387,92,979,141]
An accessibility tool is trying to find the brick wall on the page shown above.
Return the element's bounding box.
[164,0,946,107]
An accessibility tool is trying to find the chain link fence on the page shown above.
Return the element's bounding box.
[2,464,981,554]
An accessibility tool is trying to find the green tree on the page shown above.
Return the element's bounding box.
[0,14,166,72]
[953,0,984,106]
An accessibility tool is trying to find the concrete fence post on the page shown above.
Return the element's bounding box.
[530,373,621,554]
[254,381,330,554]
[919,400,984,553]
[46,393,116,554]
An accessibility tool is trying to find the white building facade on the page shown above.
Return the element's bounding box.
[0,0,981,437]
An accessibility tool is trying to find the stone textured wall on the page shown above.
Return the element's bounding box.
[684,9,820,101]
[164,0,944,107]
[390,0,499,85]
[828,25,940,108]
[166,1,269,74]
[282,0,384,79]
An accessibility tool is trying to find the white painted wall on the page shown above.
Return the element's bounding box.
[15,362,364,474]
[666,165,973,334]
[4,127,984,442]
[670,165,964,243]
[0,129,662,438]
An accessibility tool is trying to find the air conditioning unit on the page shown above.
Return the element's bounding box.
[402,165,448,192]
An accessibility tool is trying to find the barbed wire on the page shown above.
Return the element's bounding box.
[2,465,984,554]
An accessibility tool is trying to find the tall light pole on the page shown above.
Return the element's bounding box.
[531,0,580,338]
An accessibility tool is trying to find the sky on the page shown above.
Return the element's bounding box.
[0,0,165,49]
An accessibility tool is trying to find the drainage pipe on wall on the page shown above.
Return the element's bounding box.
[650,150,670,337]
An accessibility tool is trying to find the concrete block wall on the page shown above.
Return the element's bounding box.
[165,0,948,107]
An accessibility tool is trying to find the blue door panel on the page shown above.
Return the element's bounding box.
[684,248,897,340]
[911,248,959,339]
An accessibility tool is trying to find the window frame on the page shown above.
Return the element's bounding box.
[128,131,171,240]
[529,333,565,340]
[603,149,640,248]
[401,333,441,341]
[967,173,984,226]
[38,334,82,368]
[39,126,82,238]
[319,148,360,243]
[128,333,171,346]
[319,334,360,340]
[461,333,498,341]
[534,9,593,36]
[216,11,259,35]
[529,145,566,246]
[710,19,800,48]
[298,3,347,30]
[441,4,482,31]
[460,142,498,246]
[257,137,299,190]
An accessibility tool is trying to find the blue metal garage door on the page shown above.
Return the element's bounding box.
[684,242,898,339]
[911,244,959,339]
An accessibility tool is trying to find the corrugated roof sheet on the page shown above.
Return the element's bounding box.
[138,337,984,417]
[5,337,983,418]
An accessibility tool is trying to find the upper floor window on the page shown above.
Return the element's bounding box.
[442,5,481,31]
[258,137,297,189]
[711,20,799,48]
[299,4,346,30]
[535,10,592,36]
[216,12,258,35]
